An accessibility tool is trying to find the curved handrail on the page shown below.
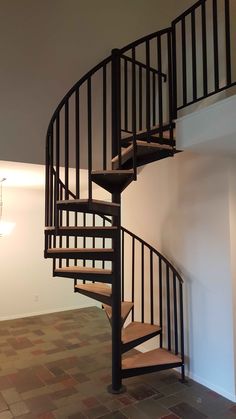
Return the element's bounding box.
[121,225,183,284]
[46,55,112,137]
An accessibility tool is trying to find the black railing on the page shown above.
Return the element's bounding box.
[121,226,184,361]
[45,214,184,366]
[172,0,236,114]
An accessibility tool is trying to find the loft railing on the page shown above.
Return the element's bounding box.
[172,0,235,115]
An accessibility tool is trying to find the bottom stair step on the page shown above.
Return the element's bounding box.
[122,348,182,378]
[75,283,112,305]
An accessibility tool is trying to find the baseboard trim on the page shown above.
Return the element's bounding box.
[0,303,99,321]
[186,370,236,402]
[138,344,236,402]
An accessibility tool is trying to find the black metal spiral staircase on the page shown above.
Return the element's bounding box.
[44,0,235,393]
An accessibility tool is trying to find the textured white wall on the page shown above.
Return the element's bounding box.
[122,149,236,400]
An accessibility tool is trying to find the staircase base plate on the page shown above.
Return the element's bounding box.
[107,384,127,395]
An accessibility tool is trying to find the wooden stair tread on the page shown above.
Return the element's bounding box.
[75,283,112,297]
[55,266,112,275]
[122,348,182,370]
[45,226,117,231]
[122,321,161,344]
[57,199,119,207]
[57,199,120,216]
[48,248,114,253]
[103,302,134,323]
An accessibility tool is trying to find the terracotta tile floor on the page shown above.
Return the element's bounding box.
[0,306,235,418]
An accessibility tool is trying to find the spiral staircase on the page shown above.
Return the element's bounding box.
[44,0,235,393]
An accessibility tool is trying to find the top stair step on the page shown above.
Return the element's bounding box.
[57,199,120,216]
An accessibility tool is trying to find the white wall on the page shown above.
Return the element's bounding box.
[0,162,100,320]
[122,150,236,400]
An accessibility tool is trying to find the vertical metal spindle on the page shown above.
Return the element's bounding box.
[146,40,151,136]
[65,100,69,200]
[167,31,174,142]
[124,59,128,132]
[139,66,143,131]
[65,101,70,263]
[159,257,163,347]
[225,0,232,85]
[191,10,197,101]
[87,78,92,199]
[59,184,63,268]
[152,72,156,127]
[150,251,154,324]
[45,136,50,227]
[132,47,137,179]
[181,18,187,106]
[213,0,219,91]
[179,280,185,380]
[171,23,178,118]
[157,35,163,139]
[54,115,60,230]
[75,89,80,199]
[102,217,105,269]
[121,229,124,301]
[92,214,95,269]
[103,65,107,170]
[132,236,135,322]
[74,212,78,266]
[166,265,171,351]
[111,49,121,168]
[49,129,54,226]
[141,243,144,323]
[83,213,86,283]
[173,273,178,355]
[201,1,208,97]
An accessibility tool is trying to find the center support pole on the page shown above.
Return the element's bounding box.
[107,48,126,394]
[107,193,126,394]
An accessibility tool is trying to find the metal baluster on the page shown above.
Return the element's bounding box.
[75,89,80,199]
[87,78,92,199]
[132,47,137,179]
[159,257,163,347]
[157,35,163,139]
[181,18,187,106]
[103,65,107,170]
[166,265,171,351]
[150,251,154,324]
[139,66,143,131]
[213,0,219,91]
[141,243,144,323]
[201,1,208,96]
[225,0,232,85]
[173,273,178,355]
[191,10,197,101]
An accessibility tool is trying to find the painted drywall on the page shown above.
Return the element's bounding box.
[122,150,236,400]
[0,0,193,166]
[0,162,102,320]
[176,94,236,155]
